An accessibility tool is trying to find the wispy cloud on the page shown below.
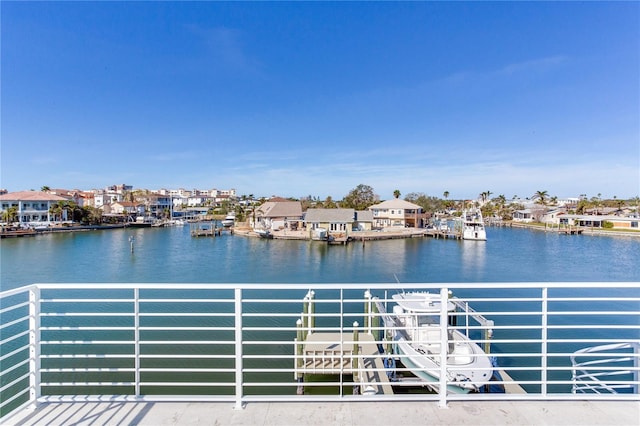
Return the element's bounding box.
[186,24,262,74]
[497,55,569,76]
[147,151,197,162]
[31,156,59,165]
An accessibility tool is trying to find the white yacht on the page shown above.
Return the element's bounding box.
[461,208,487,241]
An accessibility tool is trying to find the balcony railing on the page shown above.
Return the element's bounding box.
[1,282,638,420]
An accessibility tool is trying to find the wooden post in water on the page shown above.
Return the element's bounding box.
[307,290,315,333]
[363,290,370,332]
[372,298,380,342]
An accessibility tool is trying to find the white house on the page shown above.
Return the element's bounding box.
[367,199,423,228]
[0,191,71,225]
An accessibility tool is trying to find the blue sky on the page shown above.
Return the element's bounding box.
[2,2,638,201]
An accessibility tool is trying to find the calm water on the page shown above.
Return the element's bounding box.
[1,226,638,397]
[1,226,639,290]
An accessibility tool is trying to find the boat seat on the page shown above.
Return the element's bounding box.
[449,344,473,365]
[418,326,442,354]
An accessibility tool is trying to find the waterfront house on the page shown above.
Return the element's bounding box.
[0,191,71,225]
[513,209,534,223]
[540,208,567,225]
[110,201,143,216]
[354,210,374,231]
[304,208,355,233]
[559,214,639,230]
[367,199,423,228]
[252,199,303,230]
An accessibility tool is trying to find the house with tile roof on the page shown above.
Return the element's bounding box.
[0,191,71,225]
[367,199,424,228]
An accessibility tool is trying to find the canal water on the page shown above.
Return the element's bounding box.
[2,225,639,290]
[1,226,638,397]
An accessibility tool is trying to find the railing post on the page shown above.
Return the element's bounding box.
[634,343,640,394]
[309,290,315,332]
[295,319,304,395]
[541,286,548,398]
[438,287,449,408]
[234,288,244,410]
[134,287,140,397]
[28,286,41,408]
[352,321,359,395]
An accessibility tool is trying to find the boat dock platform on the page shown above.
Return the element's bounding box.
[558,227,584,235]
[189,222,233,237]
[0,228,37,238]
[295,332,394,396]
[424,229,463,239]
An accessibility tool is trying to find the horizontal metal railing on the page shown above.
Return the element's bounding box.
[1,282,639,419]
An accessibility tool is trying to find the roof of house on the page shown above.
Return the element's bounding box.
[0,191,69,202]
[563,214,638,222]
[305,208,355,223]
[355,210,374,222]
[255,201,303,218]
[368,199,422,210]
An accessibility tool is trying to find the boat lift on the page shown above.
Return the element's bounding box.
[364,290,497,391]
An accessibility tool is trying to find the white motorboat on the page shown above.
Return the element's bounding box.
[461,208,487,241]
[376,291,494,393]
[221,213,235,228]
[255,229,273,239]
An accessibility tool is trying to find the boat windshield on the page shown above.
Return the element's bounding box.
[417,314,440,326]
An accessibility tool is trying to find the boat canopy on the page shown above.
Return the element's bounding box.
[391,292,455,313]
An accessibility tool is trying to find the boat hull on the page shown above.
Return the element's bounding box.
[393,336,493,393]
[463,228,486,240]
[378,291,494,393]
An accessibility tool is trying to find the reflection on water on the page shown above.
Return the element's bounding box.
[461,240,486,279]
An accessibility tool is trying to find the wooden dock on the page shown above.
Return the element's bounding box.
[0,228,37,238]
[558,227,584,235]
[424,229,462,239]
[190,222,233,237]
[295,332,394,396]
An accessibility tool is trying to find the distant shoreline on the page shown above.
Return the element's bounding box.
[3,221,638,240]
[504,222,640,238]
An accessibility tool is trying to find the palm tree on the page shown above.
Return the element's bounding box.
[480,191,492,205]
[49,202,63,222]
[393,190,401,199]
[2,206,18,223]
[443,191,449,200]
[534,190,549,206]
[41,186,51,192]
